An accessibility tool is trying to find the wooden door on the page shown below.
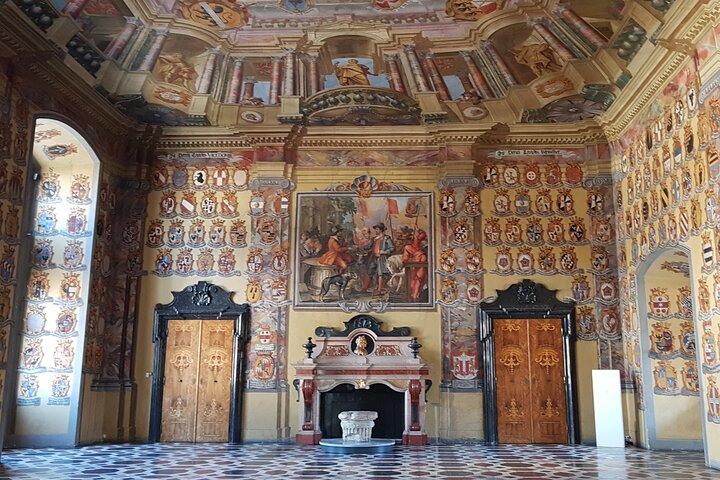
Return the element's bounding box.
[494,318,567,444]
[161,319,234,442]
[195,321,233,442]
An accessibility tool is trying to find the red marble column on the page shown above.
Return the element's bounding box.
[555,5,608,48]
[402,45,430,92]
[281,49,296,97]
[226,57,244,103]
[62,0,91,18]
[459,51,493,99]
[408,379,422,431]
[197,48,221,95]
[137,29,168,72]
[531,20,576,62]
[480,40,518,86]
[306,55,321,96]
[268,56,283,105]
[104,17,142,60]
[384,54,406,94]
[301,380,315,430]
[242,77,256,100]
[421,52,451,100]
[457,71,477,97]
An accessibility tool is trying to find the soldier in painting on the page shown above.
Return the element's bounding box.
[402,230,428,302]
[318,226,354,271]
[363,223,396,294]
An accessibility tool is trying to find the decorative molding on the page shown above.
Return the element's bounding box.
[601,2,720,140]
[600,51,687,140]
[0,5,136,136]
[315,314,411,338]
[699,67,720,104]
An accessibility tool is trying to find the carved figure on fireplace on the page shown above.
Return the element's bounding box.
[353,335,369,356]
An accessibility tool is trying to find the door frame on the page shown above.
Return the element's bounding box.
[479,279,579,445]
[149,281,250,443]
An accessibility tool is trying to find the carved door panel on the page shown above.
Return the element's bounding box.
[495,318,567,444]
[196,320,233,442]
[162,320,201,442]
[495,319,532,443]
[161,319,234,442]
[529,319,567,443]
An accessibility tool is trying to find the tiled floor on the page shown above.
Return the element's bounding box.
[1,442,719,479]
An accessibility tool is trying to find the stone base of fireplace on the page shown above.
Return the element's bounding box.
[319,438,395,453]
[293,315,430,447]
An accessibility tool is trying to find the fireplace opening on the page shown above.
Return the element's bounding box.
[320,383,405,439]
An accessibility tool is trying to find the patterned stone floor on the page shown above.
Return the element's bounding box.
[1,442,719,479]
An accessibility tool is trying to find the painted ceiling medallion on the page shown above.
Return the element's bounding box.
[372,0,407,10]
[535,76,574,98]
[543,97,606,122]
[240,110,264,123]
[445,0,503,21]
[462,106,488,120]
[179,0,250,29]
[278,0,313,14]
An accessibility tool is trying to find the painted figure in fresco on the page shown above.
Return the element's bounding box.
[299,231,322,258]
[402,230,428,302]
[512,43,562,77]
[352,227,373,288]
[364,223,396,294]
[334,59,375,86]
[156,53,197,91]
[318,227,354,271]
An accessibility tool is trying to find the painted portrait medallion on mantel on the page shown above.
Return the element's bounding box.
[294,191,433,310]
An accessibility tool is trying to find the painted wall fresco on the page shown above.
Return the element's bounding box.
[85,173,146,388]
[294,190,433,310]
[437,176,483,391]
[244,176,293,390]
[145,152,292,391]
[0,50,153,446]
[610,58,720,439]
[641,251,702,441]
[0,65,31,433]
[437,147,622,391]
[10,119,96,447]
[146,152,251,278]
[644,255,697,397]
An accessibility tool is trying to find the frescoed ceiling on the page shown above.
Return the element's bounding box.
[4,0,683,127]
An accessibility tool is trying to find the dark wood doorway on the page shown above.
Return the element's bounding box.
[480,280,578,445]
[149,282,250,444]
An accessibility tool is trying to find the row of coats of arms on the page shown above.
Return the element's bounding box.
[479,162,586,189]
[146,218,247,248]
[619,137,713,202]
[26,272,83,305]
[151,165,250,191]
[482,216,614,245]
[619,156,716,224]
[155,190,291,219]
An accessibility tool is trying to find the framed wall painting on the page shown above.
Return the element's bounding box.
[294,191,434,310]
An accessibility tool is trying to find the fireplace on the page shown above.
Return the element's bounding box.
[320,383,404,439]
[293,315,429,445]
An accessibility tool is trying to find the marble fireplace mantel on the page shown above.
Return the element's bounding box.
[293,315,430,445]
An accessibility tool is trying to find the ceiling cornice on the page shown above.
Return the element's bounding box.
[599,0,720,141]
[155,120,606,152]
[0,3,137,137]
